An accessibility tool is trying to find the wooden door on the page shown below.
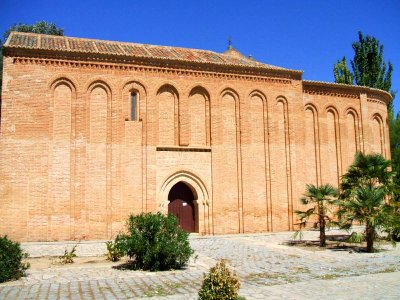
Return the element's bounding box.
[168,182,195,232]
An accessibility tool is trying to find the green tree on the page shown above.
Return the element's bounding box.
[389,112,400,188]
[295,184,338,247]
[333,32,399,198]
[3,21,63,39]
[338,152,396,252]
[333,32,394,94]
[351,32,393,96]
[333,57,354,84]
[0,21,63,100]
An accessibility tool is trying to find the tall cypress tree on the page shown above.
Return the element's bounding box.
[351,32,394,97]
[333,32,398,187]
[333,32,394,111]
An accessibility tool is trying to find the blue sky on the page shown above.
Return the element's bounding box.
[1,0,399,114]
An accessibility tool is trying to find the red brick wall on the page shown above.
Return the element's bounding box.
[0,55,391,241]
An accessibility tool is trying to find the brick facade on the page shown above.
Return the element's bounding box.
[0,32,392,241]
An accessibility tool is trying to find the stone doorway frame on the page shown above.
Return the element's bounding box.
[158,170,212,235]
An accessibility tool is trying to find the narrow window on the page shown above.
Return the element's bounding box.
[130,92,137,121]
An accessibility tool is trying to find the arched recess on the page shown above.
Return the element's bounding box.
[270,96,293,231]
[304,103,320,187]
[324,106,342,186]
[49,77,78,96]
[157,84,179,145]
[242,90,269,232]
[371,113,385,156]
[344,108,360,169]
[86,80,112,239]
[188,86,211,146]
[121,81,148,220]
[122,80,147,122]
[159,170,211,234]
[48,77,77,240]
[215,88,242,233]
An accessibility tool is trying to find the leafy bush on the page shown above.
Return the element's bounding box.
[115,212,194,271]
[347,232,364,243]
[59,243,77,264]
[198,259,240,300]
[0,236,30,283]
[106,241,122,262]
[382,204,400,242]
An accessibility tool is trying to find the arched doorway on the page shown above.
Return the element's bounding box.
[168,182,195,232]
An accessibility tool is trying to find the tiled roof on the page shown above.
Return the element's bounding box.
[5,32,300,73]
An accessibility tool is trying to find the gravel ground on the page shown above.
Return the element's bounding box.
[1,228,399,299]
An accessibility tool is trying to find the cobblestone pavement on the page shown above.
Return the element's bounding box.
[1,229,399,299]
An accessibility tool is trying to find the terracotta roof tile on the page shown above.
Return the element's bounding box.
[94,41,125,55]
[120,44,150,57]
[68,39,97,52]
[5,32,300,73]
[41,36,68,50]
[145,45,175,59]
[9,33,38,48]
[196,50,225,64]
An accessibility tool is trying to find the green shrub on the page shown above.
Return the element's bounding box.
[106,241,122,262]
[115,212,194,271]
[383,205,400,242]
[198,259,240,300]
[347,232,364,243]
[0,236,30,283]
[59,243,77,264]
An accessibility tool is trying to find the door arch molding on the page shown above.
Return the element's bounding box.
[159,170,211,234]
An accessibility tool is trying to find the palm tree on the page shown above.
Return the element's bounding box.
[338,152,396,252]
[295,184,338,247]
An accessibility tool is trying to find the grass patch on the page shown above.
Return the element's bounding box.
[246,272,300,285]
[380,266,397,273]
[293,266,311,274]
[144,285,171,297]
[320,274,341,280]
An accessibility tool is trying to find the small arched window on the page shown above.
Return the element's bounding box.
[130,92,137,121]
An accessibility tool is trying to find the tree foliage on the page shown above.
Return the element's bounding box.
[333,32,398,193]
[351,32,393,95]
[295,184,338,247]
[1,21,63,101]
[333,32,394,95]
[338,152,397,252]
[3,21,63,41]
[389,112,400,188]
[333,57,354,84]
[333,32,394,109]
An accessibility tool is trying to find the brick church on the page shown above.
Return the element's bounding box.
[0,32,391,242]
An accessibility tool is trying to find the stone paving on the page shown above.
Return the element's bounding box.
[1,229,400,299]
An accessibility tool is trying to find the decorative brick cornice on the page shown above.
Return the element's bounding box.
[13,57,293,84]
[303,80,391,105]
[303,84,359,99]
[156,146,211,152]
[367,93,389,107]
